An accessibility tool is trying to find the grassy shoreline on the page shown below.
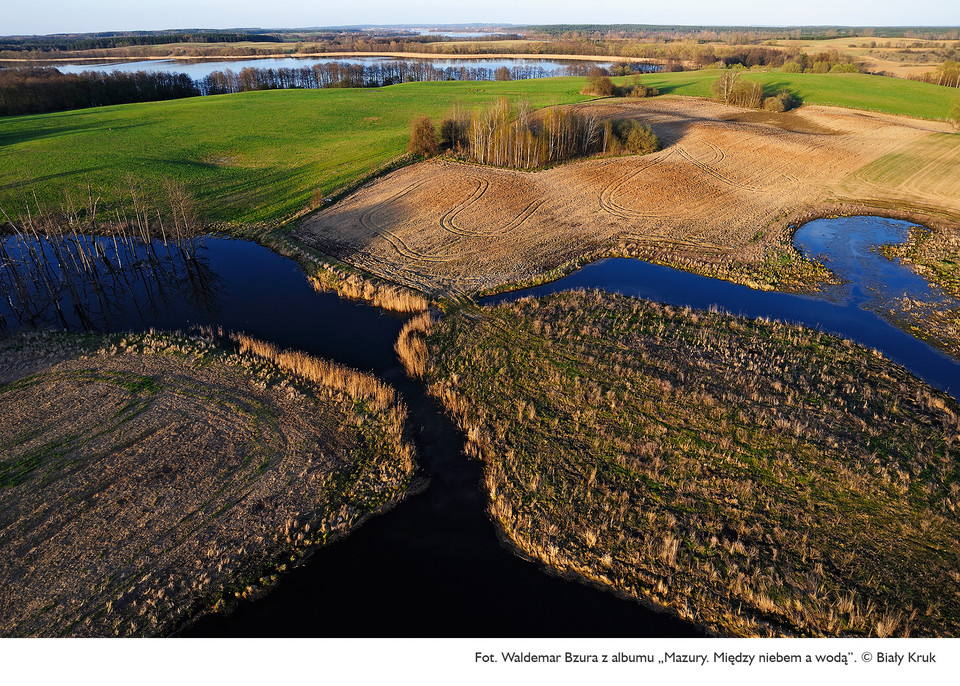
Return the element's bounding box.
[408,291,960,636]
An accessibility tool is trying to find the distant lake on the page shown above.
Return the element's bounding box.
[48,56,649,80]
[416,30,513,38]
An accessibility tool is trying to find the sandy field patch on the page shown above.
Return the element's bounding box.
[298,96,957,297]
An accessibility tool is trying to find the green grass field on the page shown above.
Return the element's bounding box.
[0,79,592,225]
[1,71,956,227]
[638,69,959,121]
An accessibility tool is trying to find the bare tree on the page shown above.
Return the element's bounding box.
[408,116,440,157]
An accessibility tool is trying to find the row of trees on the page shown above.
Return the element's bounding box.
[198,61,568,94]
[912,61,960,88]
[0,68,199,116]
[409,98,660,170]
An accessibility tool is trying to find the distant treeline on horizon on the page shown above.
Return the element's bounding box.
[518,24,960,40]
[0,28,515,55]
[0,60,625,117]
[4,24,960,53]
[0,32,284,53]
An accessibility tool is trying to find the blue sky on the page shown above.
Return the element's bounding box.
[4,1,958,36]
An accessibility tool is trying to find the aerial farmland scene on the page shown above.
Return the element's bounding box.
[2,0,960,656]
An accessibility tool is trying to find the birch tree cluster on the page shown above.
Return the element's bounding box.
[422,98,659,170]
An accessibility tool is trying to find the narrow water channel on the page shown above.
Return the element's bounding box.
[0,235,699,637]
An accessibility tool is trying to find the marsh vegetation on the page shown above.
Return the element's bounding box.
[411,290,960,636]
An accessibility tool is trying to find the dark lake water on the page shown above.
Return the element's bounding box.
[0,236,406,374]
[2,214,956,637]
[49,56,625,80]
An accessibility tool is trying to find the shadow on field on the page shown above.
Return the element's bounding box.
[0,167,107,193]
[0,118,151,148]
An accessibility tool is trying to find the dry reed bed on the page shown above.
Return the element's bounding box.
[253,229,430,313]
[298,97,958,300]
[0,330,416,636]
[412,291,960,636]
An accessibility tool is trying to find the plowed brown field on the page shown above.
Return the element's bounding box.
[297,96,959,297]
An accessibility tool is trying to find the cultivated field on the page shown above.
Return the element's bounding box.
[408,291,960,636]
[298,95,959,298]
[0,331,416,636]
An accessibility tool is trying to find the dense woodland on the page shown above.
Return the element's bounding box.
[0,32,281,53]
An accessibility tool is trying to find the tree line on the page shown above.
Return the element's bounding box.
[198,61,569,94]
[0,68,199,116]
[0,32,280,54]
[409,98,660,170]
[911,60,960,88]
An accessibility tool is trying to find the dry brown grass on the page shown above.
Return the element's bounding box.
[394,312,435,379]
[309,266,429,313]
[422,291,960,636]
[0,330,416,636]
[296,96,958,299]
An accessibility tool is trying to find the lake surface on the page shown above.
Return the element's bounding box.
[3,214,957,636]
[0,236,406,374]
[794,215,943,309]
[416,31,513,38]
[49,56,625,80]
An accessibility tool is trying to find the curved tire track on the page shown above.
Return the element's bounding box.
[674,147,763,193]
[598,150,674,220]
[358,182,458,264]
